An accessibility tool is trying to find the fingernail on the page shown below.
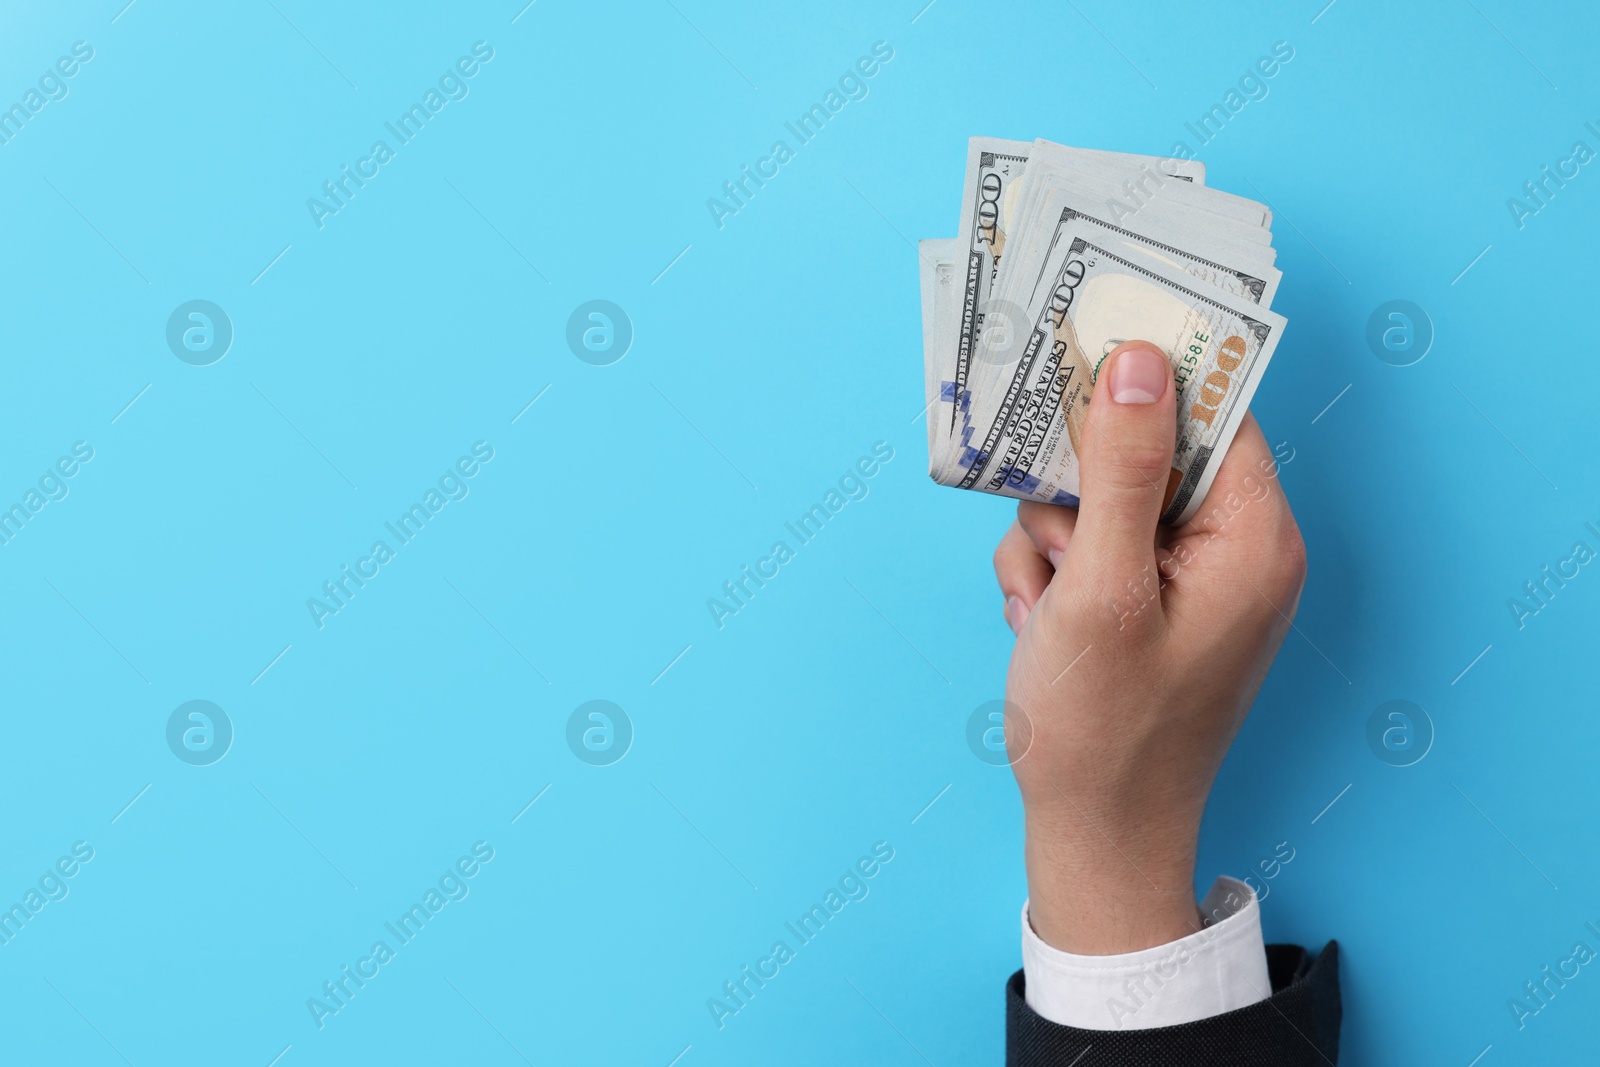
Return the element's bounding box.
[1108,344,1169,405]
[1005,595,1030,634]
[1047,548,1064,570]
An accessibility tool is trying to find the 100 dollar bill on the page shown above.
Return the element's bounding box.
[947,139,1204,436]
[948,141,1029,433]
[951,215,1286,524]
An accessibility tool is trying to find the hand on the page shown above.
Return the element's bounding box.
[991,341,1306,955]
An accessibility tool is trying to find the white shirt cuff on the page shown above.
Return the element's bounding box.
[1021,876,1271,1030]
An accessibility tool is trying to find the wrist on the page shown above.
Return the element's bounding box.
[1022,805,1202,955]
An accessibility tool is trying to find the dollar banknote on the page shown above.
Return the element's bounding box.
[922,137,1288,525]
[944,139,1204,439]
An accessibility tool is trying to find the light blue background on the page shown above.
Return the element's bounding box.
[1,0,1595,1063]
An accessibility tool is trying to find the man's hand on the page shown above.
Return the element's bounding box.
[992,340,1306,956]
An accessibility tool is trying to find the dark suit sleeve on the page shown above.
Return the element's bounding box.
[1006,941,1341,1066]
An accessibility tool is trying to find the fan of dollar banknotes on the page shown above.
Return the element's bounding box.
[919,137,1286,525]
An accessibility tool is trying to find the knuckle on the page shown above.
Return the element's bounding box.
[1019,505,1070,553]
[1282,527,1309,585]
[1259,521,1307,599]
[1105,440,1173,483]
[1014,508,1038,543]
[1087,479,1161,528]
[1083,418,1172,483]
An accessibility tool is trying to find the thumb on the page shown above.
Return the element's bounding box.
[1072,341,1179,575]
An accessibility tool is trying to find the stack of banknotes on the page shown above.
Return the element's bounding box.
[919,137,1286,525]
